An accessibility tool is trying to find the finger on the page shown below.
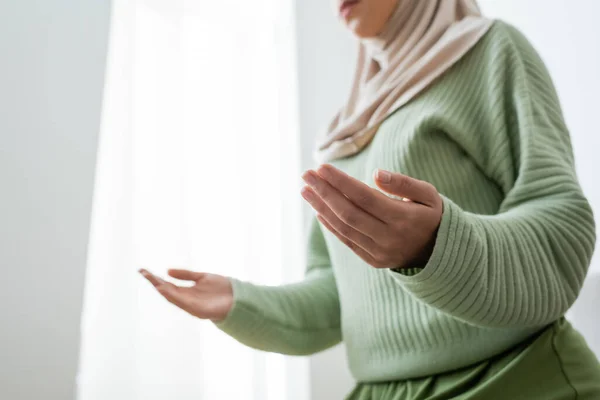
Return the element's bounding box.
[139,269,166,287]
[168,269,205,281]
[374,169,438,207]
[302,186,381,255]
[317,215,385,268]
[139,269,196,311]
[315,164,398,220]
[302,171,385,237]
[156,282,193,309]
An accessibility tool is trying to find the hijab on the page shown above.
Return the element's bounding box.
[316,0,493,162]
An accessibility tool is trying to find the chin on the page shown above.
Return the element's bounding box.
[345,20,376,39]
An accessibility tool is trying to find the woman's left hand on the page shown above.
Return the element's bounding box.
[301,164,443,269]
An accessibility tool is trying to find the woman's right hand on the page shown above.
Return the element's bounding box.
[139,268,234,322]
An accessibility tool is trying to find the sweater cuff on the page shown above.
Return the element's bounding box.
[388,196,484,307]
[213,278,269,340]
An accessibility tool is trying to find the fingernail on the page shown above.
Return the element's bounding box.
[376,169,391,184]
[301,186,314,201]
[317,165,332,181]
[302,172,317,187]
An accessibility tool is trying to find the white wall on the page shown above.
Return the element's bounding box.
[295,0,357,171]
[0,1,111,399]
[294,1,357,399]
[294,1,600,398]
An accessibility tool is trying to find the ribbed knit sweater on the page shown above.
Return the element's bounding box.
[216,21,596,382]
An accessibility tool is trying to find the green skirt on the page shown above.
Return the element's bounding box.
[347,319,600,400]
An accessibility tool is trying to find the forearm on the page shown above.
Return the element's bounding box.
[391,193,595,328]
[215,269,342,355]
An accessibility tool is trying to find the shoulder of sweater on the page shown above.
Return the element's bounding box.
[441,19,553,95]
[488,20,557,90]
[481,20,547,69]
[486,19,528,45]
[379,21,550,128]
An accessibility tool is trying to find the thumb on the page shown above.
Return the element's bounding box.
[374,169,437,207]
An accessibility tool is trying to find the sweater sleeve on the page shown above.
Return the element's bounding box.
[214,217,342,355]
[389,23,596,328]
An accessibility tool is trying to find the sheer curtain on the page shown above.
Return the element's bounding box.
[78,0,308,399]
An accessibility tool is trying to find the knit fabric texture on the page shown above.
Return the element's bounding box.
[216,21,596,382]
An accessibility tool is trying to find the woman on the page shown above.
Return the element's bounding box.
[140,0,600,398]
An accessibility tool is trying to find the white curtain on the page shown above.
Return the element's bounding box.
[78,0,308,399]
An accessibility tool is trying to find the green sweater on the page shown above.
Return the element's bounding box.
[216,21,596,382]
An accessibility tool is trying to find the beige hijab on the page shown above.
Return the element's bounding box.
[316,0,493,162]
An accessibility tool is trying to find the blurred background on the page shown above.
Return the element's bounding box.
[1,1,598,399]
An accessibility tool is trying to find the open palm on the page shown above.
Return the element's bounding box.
[139,268,233,321]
